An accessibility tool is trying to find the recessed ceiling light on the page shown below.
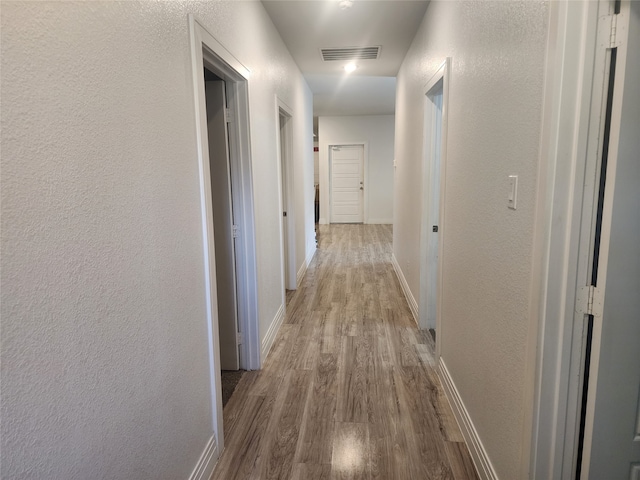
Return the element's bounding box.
[339,0,353,10]
[344,63,358,73]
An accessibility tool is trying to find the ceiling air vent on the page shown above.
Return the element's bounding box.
[320,46,381,61]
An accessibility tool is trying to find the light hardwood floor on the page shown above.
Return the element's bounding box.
[211,224,479,480]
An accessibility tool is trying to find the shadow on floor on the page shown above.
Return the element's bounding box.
[221,370,246,407]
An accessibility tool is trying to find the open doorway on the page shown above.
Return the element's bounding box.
[203,70,244,407]
[189,15,260,459]
[419,59,450,356]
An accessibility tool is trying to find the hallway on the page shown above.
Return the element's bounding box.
[212,225,478,480]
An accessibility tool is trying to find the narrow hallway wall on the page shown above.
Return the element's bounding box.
[1,2,313,478]
[393,1,549,478]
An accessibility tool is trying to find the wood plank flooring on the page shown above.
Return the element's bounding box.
[211,224,479,480]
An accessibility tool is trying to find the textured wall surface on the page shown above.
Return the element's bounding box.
[393,1,549,478]
[0,1,313,478]
[318,115,395,224]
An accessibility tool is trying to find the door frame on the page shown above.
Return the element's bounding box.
[327,142,368,224]
[205,79,240,371]
[527,0,623,477]
[189,14,260,454]
[419,58,450,361]
[275,97,297,291]
[578,0,633,476]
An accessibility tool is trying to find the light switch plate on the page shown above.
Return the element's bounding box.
[508,175,518,210]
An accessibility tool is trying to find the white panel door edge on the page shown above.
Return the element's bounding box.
[275,96,296,292]
[528,1,638,478]
[580,1,640,477]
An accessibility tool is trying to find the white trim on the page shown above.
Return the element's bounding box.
[261,304,286,363]
[297,245,317,287]
[188,14,261,454]
[188,436,218,480]
[391,253,418,325]
[365,218,393,225]
[296,262,306,287]
[419,58,450,363]
[580,1,633,475]
[527,1,611,478]
[424,58,448,95]
[305,243,317,267]
[438,360,497,480]
[275,96,297,292]
[434,59,450,363]
[326,141,369,224]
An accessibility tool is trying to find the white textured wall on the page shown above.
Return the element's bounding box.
[0,1,313,479]
[393,1,549,478]
[318,115,395,224]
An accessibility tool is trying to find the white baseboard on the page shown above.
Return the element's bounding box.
[297,245,317,287]
[319,217,328,225]
[306,242,317,266]
[438,359,498,480]
[365,218,393,224]
[391,253,419,324]
[188,435,218,480]
[261,303,285,362]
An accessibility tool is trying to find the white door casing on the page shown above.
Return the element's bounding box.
[330,145,364,223]
[580,1,640,477]
[419,59,450,360]
[205,80,239,371]
[276,97,296,292]
[419,62,446,333]
[528,1,639,478]
[189,14,260,454]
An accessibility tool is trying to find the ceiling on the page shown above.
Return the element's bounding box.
[262,0,429,118]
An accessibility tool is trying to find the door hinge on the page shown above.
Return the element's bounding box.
[236,332,244,345]
[225,108,233,123]
[599,13,623,49]
[232,225,239,238]
[577,285,603,317]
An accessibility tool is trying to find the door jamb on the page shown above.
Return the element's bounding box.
[579,0,631,475]
[420,58,450,361]
[526,1,611,477]
[327,142,368,224]
[275,97,297,291]
[188,14,260,453]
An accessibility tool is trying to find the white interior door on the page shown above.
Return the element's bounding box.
[581,1,640,477]
[205,80,239,371]
[281,115,289,290]
[419,61,449,335]
[330,145,364,223]
[278,110,296,291]
[425,87,443,331]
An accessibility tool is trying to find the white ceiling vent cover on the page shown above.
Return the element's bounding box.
[320,46,381,61]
